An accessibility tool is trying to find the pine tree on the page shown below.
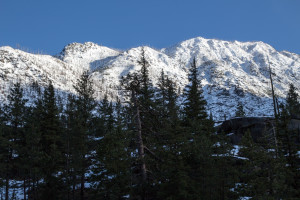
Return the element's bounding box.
[73,71,96,200]
[37,81,64,199]
[23,103,43,200]
[0,106,9,198]
[155,70,168,121]
[3,82,27,200]
[273,84,300,198]
[62,94,78,200]
[180,58,215,199]
[98,94,114,135]
[183,58,208,126]
[121,48,160,199]
[238,130,286,199]
[92,98,132,199]
[286,83,300,117]
[235,101,246,117]
[211,131,238,200]
[21,81,46,200]
[156,74,195,199]
[238,130,263,198]
[277,104,300,197]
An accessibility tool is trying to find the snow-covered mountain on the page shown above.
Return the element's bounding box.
[1,37,299,120]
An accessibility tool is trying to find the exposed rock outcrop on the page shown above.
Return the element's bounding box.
[218,117,300,145]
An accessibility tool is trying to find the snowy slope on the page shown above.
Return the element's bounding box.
[0,46,79,103]
[161,37,300,119]
[57,42,120,71]
[1,37,299,120]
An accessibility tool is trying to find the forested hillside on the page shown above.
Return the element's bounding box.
[0,51,299,199]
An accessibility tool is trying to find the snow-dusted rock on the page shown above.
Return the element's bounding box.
[0,37,299,120]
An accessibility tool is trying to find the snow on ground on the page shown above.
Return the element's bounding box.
[0,180,26,200]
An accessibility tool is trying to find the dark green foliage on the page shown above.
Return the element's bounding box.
[211,131,239,200]
[181,60,216,199]
[156,72,194,199]
[40,81,63,164]
[3,82,27,200]
[38,81,65,199]
[92,98,132,199]
[98,94,114,134]
[0,106,8,196]
[233,84,300,199]
[62,93,78,200]
[60,70,98,200]
[238,130,287,199]
[183,58,207,124]
[235,101,246,117]
[121,48,160,199]
[286,83,300,117]
[23,101,44,200]
[5,83,28,163]
[273,84,300,198]
[277,104,300,197]
[73,70,96,200]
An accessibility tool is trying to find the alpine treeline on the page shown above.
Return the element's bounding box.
[0,52,299,200]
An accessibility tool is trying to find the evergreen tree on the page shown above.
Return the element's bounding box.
[211,131,238,200]
[21,81,45,200]
[38,81,64,200]
[273,84,300,198]
[286,83,300,117]
[155,70,168,121]
[121,48,160,199]
[277,104,300,197]
[3,82,27,200]
[156,75,195,199]
[23,102,43,200]
[183,58,208,125]
[0,106,8,198]
[238,130,286,199]
[62,94,79,200]
[98,94,114,135]
[235,101,246,117]
[73,71,96,200]
[92,98,131,199]
[180,58,215,199]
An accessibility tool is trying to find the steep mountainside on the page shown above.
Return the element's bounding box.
[1,37,299,120]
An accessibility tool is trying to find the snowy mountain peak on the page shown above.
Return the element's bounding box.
[0,46,15,51]
[162,37,278,65]
[1,36,299,120]
[56,42,121,71]
[59,42,110,57]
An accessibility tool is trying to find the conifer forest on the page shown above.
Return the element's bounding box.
[0,51,299,200]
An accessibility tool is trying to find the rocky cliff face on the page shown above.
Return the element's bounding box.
[1,37,299,120]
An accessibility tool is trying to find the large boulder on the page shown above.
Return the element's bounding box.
[218,116,300,145]
[217,117,275,144]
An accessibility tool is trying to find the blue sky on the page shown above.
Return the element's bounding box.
[1,0,300,55]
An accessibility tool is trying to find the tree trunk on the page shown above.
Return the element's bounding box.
[270,122,278,158]
[23,178,26,200]
[72,173,76,200]
[80,169,85,200]
[66,139,70,200]
[268,58,277,118]
[132,90,147,183]
[32,176,36,200]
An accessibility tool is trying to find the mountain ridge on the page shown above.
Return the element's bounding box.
[1,37,299,120]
